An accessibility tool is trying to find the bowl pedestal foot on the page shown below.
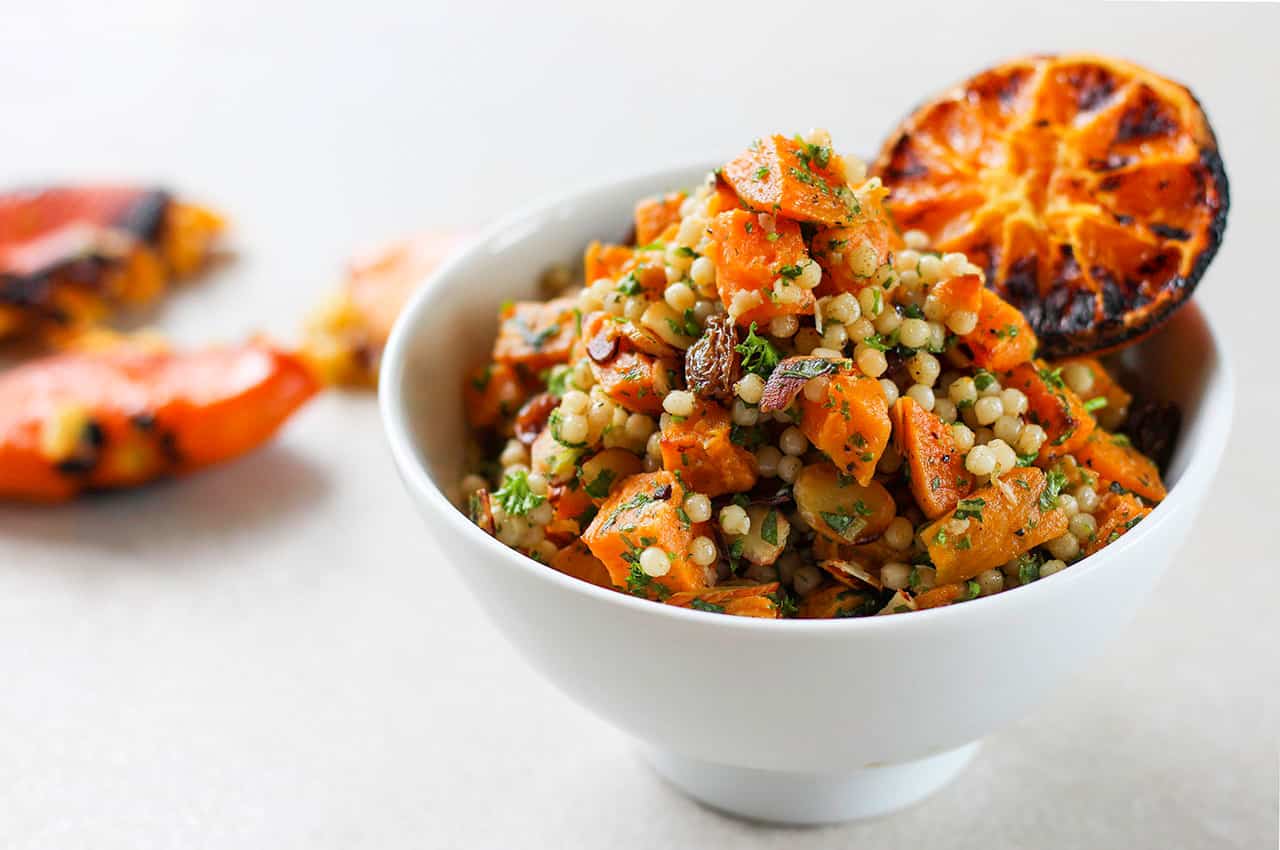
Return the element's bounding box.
[644,741,980,825]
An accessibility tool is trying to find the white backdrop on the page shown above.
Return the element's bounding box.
[0,1,1276,847]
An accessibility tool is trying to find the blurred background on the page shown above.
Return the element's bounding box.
[1,1,1275,847]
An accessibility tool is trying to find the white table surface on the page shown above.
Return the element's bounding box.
[1,2,1276,847]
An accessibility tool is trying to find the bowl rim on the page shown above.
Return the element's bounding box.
[379,161,1236,635]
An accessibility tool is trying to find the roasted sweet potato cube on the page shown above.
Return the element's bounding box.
[931,273,983,315]
[582,471,714,598]
[965,289,1036,371]
[922,467,1069,584]
[892,396,974,518]
[668,582,781,618]
[705,179,744,217]
[1055,356,1132,429]
[592,350,676,415]
[809,182,898,294]
[634,192,686,246]
[549,540,616,590]
[797,584,878,619]
[706,209,815,325]
[545,482,598,542]
[799,367,891,486]
[1002,360,1095,460]
[1084,491,1152,556]
[659,399,757,497]
[1075,430,1166,502]
[492,296,579,369]
[463,361,527,428]
[723,135,861,226]
[915,582,970,610]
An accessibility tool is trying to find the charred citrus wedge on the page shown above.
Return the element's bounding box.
[874,54,1228,356]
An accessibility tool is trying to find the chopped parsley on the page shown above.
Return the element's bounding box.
[511,316,559,350]
[493,469,546,517]
[545,365,571,396]
[777,263,804,279]
[761,509,779,546]
[1111,433,1133,447]
[1083,396,1107,412]
[690,598,726,613]
[973,369,996,391]
[584,469,616,499]
[995,324,1020,339]
[965,580,981,600]
[766,590,799,618]
[903,303,924,319]
[1039,468,1069,512]
[953,497,986,522]
[615,273,643,296]
[820,511,866,541]
[754,165,770,180]
[735,323,782,376]
[1038,366,1066,389]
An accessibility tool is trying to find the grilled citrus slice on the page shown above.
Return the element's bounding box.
[874,54,1228,356]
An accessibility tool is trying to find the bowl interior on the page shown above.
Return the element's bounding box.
[382,163,1231,585]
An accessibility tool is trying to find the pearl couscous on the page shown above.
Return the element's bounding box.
[459,131,1174,619]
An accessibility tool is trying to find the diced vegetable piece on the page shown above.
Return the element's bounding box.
[965,289,1036,371]
[892,396,973,518]
[809,182,898,294]
[493,296,579,369]
[1001,360,1095,459]
[705,179,744,217]
[915,583,969,609]
[545,482,597,541]
[634,192,686,246]
[1055,355,1132,429]
[922,467,1070,584]
[930,273,983,315]
[722,135,861,226]
[530,427,583,483]
[705,209,815,325]
[584,243,668,299]
[579,447,645,504]
[1075,430,1167,502]
[659,399,757,497]
[467,488,495,535]
[463,361,527,428]
[580,311,677,415]
[798,584,878,619]
[592,350,676,415]
[1084,491,1152,556]
[549,540,616,590]
[799,367,891,486]
[669,582,781,618]
[582,471,714,598]
[724,504,790,566]
[793,461,895,544]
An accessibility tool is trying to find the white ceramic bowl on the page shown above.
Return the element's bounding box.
[379,164,1233,825]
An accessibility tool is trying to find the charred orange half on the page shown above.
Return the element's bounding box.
[874,54,1228,357]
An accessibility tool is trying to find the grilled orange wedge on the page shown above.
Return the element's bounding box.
[874,55,1228,356]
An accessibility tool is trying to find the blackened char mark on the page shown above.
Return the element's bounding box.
[115,190,171,244]
[1149,223,1190,241]
[1114,89,1177,144]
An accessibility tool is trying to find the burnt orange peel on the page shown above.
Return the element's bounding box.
[874,54,1228,356]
